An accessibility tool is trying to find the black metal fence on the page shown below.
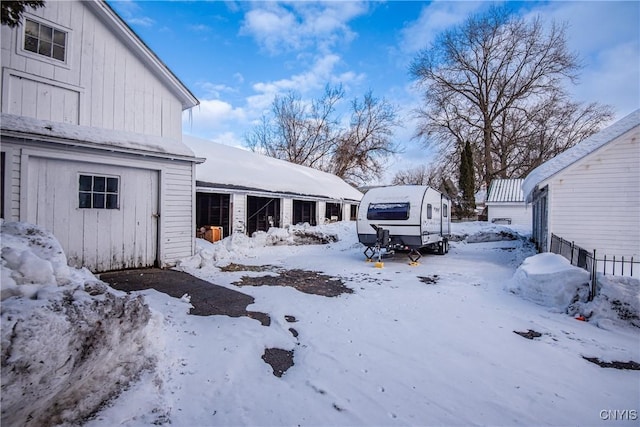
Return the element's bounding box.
[549,234,638,300]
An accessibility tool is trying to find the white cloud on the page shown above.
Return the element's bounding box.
[399,2,485,55]
[196,81,238,98]
[245,53,366,115]
[111,0,156,28]
[189,24,212,33]
[183,99,247,140]
[233,72,245,84]
[240,1,368,55]
[524,1,640,119]
[127,16,155,27]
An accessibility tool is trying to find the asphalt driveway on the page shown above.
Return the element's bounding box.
[99,268,271,326]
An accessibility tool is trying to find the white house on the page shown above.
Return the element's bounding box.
[486,178,529,226]
[185,135,362,238]
[522,109,640,259]
[0,0,203,272]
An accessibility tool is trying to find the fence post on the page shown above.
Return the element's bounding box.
[590,249,597,301]
[570,241,575,264]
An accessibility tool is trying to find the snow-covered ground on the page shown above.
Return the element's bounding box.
[2,220,639,426]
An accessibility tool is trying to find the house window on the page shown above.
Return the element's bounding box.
[79,174,119,209]
[24,18,67,61]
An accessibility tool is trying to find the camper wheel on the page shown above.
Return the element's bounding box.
[437,239,449,255]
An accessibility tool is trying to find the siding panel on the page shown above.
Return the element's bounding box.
[546,129,640,256]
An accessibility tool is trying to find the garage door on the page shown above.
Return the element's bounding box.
[27,157,158,272]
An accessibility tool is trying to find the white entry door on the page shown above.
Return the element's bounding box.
[27,156,159,272]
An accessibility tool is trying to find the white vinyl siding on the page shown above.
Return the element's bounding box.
[542,128,640,257]
[0,2,184,140]
[487,204,531,226]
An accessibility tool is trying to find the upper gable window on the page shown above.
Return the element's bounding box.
[24,18,66,62]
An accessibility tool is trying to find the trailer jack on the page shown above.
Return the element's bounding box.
[408,249,421,266]
[363,245,385,268]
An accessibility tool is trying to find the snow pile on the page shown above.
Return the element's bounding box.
[571,275,640,329]
[506,252,590,311]
[507,251,640,328]
[450,220,531,242]
[178,222,348,269]
[1,221,157,427]
[1,221,75,300]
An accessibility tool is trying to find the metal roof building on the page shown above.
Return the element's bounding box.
[485,179,529,226]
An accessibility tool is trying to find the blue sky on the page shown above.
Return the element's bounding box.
[108,1,640,184]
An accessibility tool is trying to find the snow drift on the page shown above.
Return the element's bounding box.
[506,252,591,310]
[506,251,640,329]
[1,221,156,427]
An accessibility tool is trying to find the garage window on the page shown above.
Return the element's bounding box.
[79,174,119,209]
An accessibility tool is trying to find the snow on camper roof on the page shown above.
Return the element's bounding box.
[522,109,640,202]
[487,179,524,203]
[185,135,363,202]
[0,113,198,159]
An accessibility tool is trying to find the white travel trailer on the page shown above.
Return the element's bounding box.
[357,185,451,263]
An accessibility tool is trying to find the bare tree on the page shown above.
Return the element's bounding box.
[332,90,401,183]
[392,164,437,186]
[247,86,401,185]
[410,5,612,188]
[246,85,342,172]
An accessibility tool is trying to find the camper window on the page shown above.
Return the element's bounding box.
[426,204,433,219]
[367,203,410,220]
[443,203,448,217]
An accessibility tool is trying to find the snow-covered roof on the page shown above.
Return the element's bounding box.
[486,179,524,203]
[1,113,200,160]
[522,109,640,202]
[185,135,362,202]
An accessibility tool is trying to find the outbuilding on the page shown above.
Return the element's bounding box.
[522,109,639,259]
[185,135,362,238]
[485,179,529,226]
[0,0,202,272]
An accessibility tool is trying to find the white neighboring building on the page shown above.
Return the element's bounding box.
[0,0,202,272]
[185,135,362,238]
[486,179,529,226]
[522,109,640,258]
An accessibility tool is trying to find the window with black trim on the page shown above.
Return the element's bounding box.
[367,203,410,220]
[426,203,433,219]
[79,174,119,209]
[443,203,448,217]
[24,18,67,61]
